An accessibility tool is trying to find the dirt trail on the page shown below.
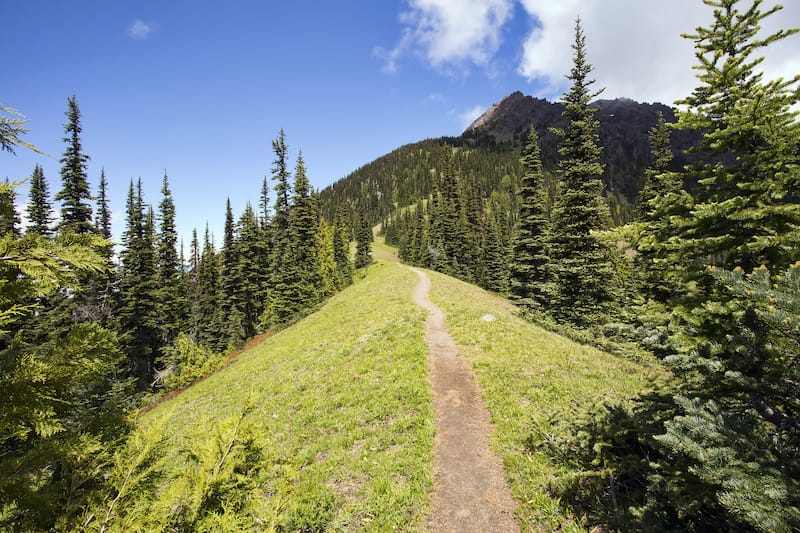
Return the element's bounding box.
[411,267,519,533]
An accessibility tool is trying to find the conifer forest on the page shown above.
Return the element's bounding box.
[1,0,798,531]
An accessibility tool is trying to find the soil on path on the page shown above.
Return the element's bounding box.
[411,267,520,533]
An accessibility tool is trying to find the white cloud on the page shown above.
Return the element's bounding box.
[128,19,155,40]
[378,0,514,74]
[458,104,486,129]
[516,0,800,105]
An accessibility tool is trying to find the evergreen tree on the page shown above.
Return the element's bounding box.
[0,180,20,237]
[95,167,112,239]
[0,184,131,529]
[333,205,353,285]
[263,129,296,326]
[220,198,237,314]
[652,2,800,528]
[233,203,267,341]
[547,18,616,325]
[25,164,53,237]
[55,95,93,235]
[259,175,270,229]
[287,152,322,306]
[509,127,552,310]
[118,180,160,387]
[317,218,341,297]
[481,217,510,293]
[354,209,373,269]
[156,172,186,349]
[635,113,676,221]
[197,226,223,350]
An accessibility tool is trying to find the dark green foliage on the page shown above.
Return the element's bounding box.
[547,19,616,325]
[509,127,551,309]
[231,203,268,342]
[155,173,186,349]
[95,168,112,239]
[118,180,160,387]
[55,95,93,235]
[636,113,676,221]
[354,209,373,269]
[333,205,353,285]
[558,3,800,530]
[481,217,509,293]
[25,164,53,237]
[196,226,224,351]
[219,198,238,344]
[0,180,21,238]
[0,201,132,529]
[287,153,322,310]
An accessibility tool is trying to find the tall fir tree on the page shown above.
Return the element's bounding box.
[509,127,552,310]
[547,18,616,325]
[0,180,20,237]
[155,172,186,348]
[55,95,93,235]
[287,151,321,309]
[333,204,353,285]
[264,130,296,326]
[354,208,373,269]
[118,179,160,387]
[233,203,268,341]
[25,164,53,237]
[197,226,223,350]
[220,198,237,310]
[95,167,112,239]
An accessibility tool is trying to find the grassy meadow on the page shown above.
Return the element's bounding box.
[93,239,660,532]
[96,260,433,531]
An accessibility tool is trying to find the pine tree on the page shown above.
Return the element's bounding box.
[259,176,270,229]
[0,180,20,237]
[509,127,552,310]
[333,205,353,285]
[197,226,223,350]
[635,113,676,221]
[481,216,509,293]
[651,2,800,528]
[263,130,297,326]
[233,203,267,341]
[220,198,237,320]
[288,152,321,305]
[118,179,160,387]
[55,95,93,235]
[95,167,112,239]
[25,164,53,237]
[317,218,341,297]
[155,172,186,349]
[354,209,373,269]
[547,18,616,325]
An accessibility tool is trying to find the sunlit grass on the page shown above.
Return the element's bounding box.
[136,260,433,530]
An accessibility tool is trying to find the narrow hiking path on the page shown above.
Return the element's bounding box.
[411,267,520,533]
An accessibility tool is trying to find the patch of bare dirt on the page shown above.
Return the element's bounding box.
[411,268,519,533]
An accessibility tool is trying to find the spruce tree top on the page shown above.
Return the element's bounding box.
[56,95,93,234]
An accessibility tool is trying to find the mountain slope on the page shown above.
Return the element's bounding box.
[320,91,700,228]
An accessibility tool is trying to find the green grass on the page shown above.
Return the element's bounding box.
[102,260,433,531]
[425,269,663,531]
[97,236,662,532]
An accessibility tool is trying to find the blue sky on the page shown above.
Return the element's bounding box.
[3,0,797,246]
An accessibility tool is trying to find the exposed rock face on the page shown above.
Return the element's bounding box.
[463,91,700,202]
